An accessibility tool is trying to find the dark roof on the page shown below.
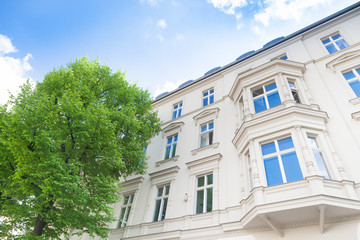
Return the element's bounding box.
[153,1,360,103]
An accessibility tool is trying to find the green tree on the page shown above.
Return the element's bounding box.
[0,58,161,239]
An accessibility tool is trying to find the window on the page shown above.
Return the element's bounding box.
[252,82,281,113]
[322,33,348,54]
[261,137,303,186]
[308,136,330,179]
[118,194,134,228]
[288,80,301,103]
[172,102,183,119]
[200,122,214,148]
[165,135,178,159]
[342,67,360,97]
[280,55,288,60]
[203,89,214,107]
[153,185,170,221]
[196,173,213,214]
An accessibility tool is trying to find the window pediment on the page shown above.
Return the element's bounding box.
[149,166,179,185]
[229,60,305,101]
[326,49,360,70]
[186,153,222,174]
[120,176,144,194]
[193,107,220,125]
[161,121,184,137]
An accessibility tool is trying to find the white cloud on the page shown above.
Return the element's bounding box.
[0,34,34,105]
[153,79,185,98]
[207,0,247,15]
[157,35,164,42]
[176,33,184,41]
[157,19,167,29]
[254,0,330,26]
[141,0,163,6]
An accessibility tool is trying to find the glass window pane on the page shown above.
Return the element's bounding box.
[124,196,129,204]
[343,71,356,80]
[264,156,283,186]
[174,135,178,142]
[208,131,213,145]
[281,151,303,182]
[265,83,277,92]
[356,68,360,75]
[203,92,208,97]
[209,122,214,129]
[178,108,182,117]
[171,143,177,157]
[206,188,213,212]
[200,133,208,148]
[280,55,288,60]
[124,207,131,222]
[254,97,267,113]
[308,137,318,149]
[210,89,214,94]
[322,38,330,44]
[165,146,171,159]
[325,44,337,54]
[174,105,178,110]
[332,34,341,40]
[203,98,208,106]
[336,39,348,49]
[157,187,163,197]
[165,185,170,195]
[198,176,205,187]
[278,137,294,151]
[172,111,177,119]
[209,95,214,104]
[119,208,125,227]
[161,198,168,220]
[252,87,264,97]
[153,199,161,221]
[261,142,276,155]
[292,90,301,103]
[129,195,134,204]
[313,151,330,179]
[349,80,360,97]
[288,82,295,88]
[201,125,207,132]
[196,190,204,214]
[167,137,173,144]
[207,174,213,185]
[267,91,281,108]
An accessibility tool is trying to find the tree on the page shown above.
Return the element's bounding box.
[0,57,161,239]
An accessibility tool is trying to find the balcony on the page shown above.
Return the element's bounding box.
[239,176,360,237]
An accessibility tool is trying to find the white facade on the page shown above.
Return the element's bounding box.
[71,3,360,240]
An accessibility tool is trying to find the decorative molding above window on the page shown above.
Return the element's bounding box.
[351,111,360,121]
[193,107,220,125]
[120,176,144,195]
[349,97,360,105]
[186,153,222,172]
[149,166,180,185]
[161,121,184,137]
[326,49,360,70]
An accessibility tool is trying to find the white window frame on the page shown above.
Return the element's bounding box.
[200,121,214,148]
[306,134,331,179]
[203,88,214,107]
[287,79,301,104]
[117,193,134,228]
[195,173,213,214]
[172,102,183,119]
[246,152,254,190]
[153,184,170,221]
[321,32,349,54]
[341,67,360,98]
[164,134,178,159]
[252,81,282,113]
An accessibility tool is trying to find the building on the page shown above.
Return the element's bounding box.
[72,2,360,239]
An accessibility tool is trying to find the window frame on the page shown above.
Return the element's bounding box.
[287,79,302,104]
[321,32,349,54]
[199,121,214,148]
[195,173,213,214]
[172,102,183,119]
[202,88,214,107]
[341,66,360,98]
[260,136,304,186]
[306,134,331,179]
[117,193,135,228]
[164,134,178,160]
[153,184,170,222]
[252,81,282,113]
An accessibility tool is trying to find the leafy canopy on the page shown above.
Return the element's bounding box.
[0,57,161,239]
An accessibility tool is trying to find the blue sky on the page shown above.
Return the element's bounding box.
[0,0,358,104]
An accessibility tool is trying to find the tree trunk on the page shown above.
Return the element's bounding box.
[33,213,47,236]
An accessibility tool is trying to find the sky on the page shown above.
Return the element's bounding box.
[0,0,359,104]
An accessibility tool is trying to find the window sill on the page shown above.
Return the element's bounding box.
[155,155,179,167]
[349,97,360,105]
[191,142,219,156]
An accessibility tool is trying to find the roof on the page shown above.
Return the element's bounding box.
[153,1,360,103]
